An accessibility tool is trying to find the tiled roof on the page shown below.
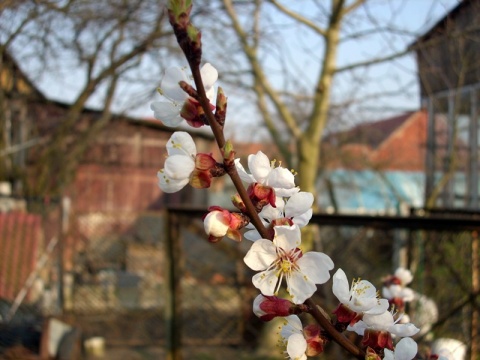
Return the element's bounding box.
[325,112,416,149]
[0,212,42,301]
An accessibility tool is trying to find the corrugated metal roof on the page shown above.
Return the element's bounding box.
[0,213,42,301]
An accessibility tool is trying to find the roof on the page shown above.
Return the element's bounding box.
[0,212,42,301]
[325,112,415,149]
[2,50,214,141]
[1,51,46,100]
[409,0,476,49]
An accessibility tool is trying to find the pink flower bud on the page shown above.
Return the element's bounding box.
[253,295,295,321]
[203,209,229,240]
[203,206,249,242]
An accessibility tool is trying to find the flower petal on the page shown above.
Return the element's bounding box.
[267,167,296,191]
[292,209,312,227]
[288,271,317,304]
[384,349,395,360]
[285,192,313,218]
[252,269,278,296]
[364,298,390,315]
[364,312,394,329]
[347,320,367,335]
[164,155,195,180]
[166,131,197,156]
[161,66,190,101]
[259,204,282,222]
[395,337,418,360]
[281,315,303,336]
[157,170,189,193]
[273,225,301,252]
[332,268,350,304]
[389,323,420,338]
[248,151,271,184]
[151,101,183,127]
[395,268,413,286]
[200,63,218,89]
[297,252,334,284]
[234,159,255,183]
[244,239,277,271]
[287,333,307,360]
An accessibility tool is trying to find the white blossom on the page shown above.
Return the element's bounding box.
[244,192,314,241]
[348,311,419,338]
[151,63,218,127]
[235,151,299,197]
[332,268,389,315]
[279,315,307,360]
[157,132,196,193]
[244,224,333,304]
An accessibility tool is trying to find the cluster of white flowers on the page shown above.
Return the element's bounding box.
[152,63,422,360]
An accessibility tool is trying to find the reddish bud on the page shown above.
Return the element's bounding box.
[203,206,249,242]
[362,329,394,352]
[303,324,327,356]
[247,183,276,212]
[180,98,215,128]
[253,295,299,321]
[332,303,362,326]
[189,153,215,189]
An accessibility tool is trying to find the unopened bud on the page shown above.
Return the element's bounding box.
[186,24,202,65]
[215,87,227,126]
[203,206,249,243]
[253,295,299,321]
[222,140,235,166]
[167,0,192,27]
[231,193,246,213]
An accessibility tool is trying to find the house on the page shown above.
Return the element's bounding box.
[409,0,480,209]
[0,51,215,310]
[318,111,432,214]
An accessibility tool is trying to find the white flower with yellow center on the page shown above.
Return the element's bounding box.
[235,151,299,197]
[243,224,334,304]
[332,268,389,315]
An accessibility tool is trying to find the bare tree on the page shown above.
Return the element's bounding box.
[0,0,178,196]
[207,0,431,198]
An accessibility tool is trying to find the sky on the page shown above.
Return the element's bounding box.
[9,0,462,140]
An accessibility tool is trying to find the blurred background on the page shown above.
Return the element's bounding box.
[0,0,479,359]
